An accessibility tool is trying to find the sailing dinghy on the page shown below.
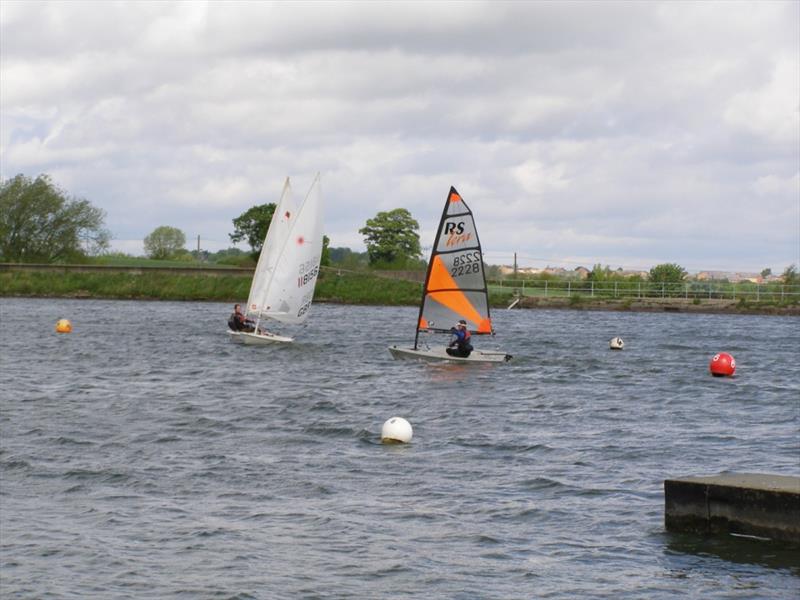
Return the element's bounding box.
[228,174,323,345]
[389,186,512,363]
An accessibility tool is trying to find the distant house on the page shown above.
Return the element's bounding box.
[695,271,730,281]
[574,266,590,279]
[498,265,539,276]
[695,271,768,283]
[616,268,648,278]
[729,272,763,284]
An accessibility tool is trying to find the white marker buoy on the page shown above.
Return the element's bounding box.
[381,417,412,444]
[609,336,624,350]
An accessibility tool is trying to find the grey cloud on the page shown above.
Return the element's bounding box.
[1,0,797,272]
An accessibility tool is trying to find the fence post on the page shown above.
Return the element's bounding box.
[591,281,595,298]
[568,281,571,297]
[685,283,688,300]
[544,280,548,297]
[782,286,785,301]
[638,281,641,299]
[662,283,665,298]
[757,284,760,301]
[733,283,736,301]
[614,281,618,298]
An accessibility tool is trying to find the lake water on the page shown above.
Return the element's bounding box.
[1,298,798,599]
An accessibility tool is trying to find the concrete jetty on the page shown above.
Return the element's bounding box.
[665,473,800,543]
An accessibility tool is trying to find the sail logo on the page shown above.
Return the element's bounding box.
[444,221,471,247]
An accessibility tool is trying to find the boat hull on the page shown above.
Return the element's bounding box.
[388,345,512,363]
[228,331,294,345]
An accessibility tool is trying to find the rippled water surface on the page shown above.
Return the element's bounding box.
[1,298,798,599]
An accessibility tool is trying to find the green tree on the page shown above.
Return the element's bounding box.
[359,208,422,267]
[782,264,799,285]
[0,173,110,262]
[588,263,612,281]
[143,226,186,260]
[328,247,369,269]
[229,203,276,256]
[321,235,331,267]
[648,263,687,283]
[761,267,772,278]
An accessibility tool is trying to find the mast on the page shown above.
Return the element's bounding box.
[414,186,459,350]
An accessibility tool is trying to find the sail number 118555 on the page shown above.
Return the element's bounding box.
[450,251,481,276]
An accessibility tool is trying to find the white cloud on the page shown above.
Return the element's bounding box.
[724,56,800,145]
[1,0,798,271]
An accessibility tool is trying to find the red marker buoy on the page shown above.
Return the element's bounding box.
[709,352,736,377]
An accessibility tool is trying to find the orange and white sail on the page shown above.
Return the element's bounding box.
[414,186,493,348]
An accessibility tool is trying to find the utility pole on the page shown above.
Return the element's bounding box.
[513,252,517,279]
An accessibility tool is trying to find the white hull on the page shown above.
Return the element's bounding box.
[389,345,512,363]
[228,330,294,345]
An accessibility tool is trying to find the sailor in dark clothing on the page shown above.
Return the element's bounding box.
[446,319,473,357]
[228,303,256,332]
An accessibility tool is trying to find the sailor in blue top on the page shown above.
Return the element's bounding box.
[446,319,473,357]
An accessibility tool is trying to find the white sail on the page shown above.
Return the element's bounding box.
[246,177,298,317]
[248,173,323,325]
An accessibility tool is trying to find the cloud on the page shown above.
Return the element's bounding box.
[1,0,797,272]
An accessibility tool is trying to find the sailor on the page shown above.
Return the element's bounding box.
[446,319,473,357]
[228,303,256,332]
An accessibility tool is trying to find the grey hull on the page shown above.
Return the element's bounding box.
[388,345,512,363]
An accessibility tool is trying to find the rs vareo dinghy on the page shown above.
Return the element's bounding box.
[388,186,512,363]
[228,174,323,345]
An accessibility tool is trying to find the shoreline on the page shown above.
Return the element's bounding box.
[4,292,799,316]
[2,266,797,316]
[510,295,800,316]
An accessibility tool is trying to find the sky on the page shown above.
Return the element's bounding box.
[1,0,798,273]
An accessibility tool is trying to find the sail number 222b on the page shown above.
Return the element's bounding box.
[451,251,482,277]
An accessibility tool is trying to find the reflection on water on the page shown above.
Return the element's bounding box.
[664,532,800,574]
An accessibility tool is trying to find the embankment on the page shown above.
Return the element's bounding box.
[1,264,798,315]
[513,295,800,316]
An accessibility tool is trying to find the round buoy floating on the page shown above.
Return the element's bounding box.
[609,336,624,350]
[709,352,735,377]
[381,417,412,444]
[55,319,72,334]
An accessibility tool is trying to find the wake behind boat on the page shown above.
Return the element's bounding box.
[389,186,512,363]
[228,174,323,344]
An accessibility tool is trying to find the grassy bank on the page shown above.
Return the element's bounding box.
[515,294,800,316]
[2,268,796,315]
[0,268,427,305]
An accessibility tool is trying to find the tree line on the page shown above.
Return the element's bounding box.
[1,173,798,285]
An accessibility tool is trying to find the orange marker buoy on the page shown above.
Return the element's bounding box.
[709,352,735,377]
[56,319,72,334]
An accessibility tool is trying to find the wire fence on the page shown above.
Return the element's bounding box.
[488,279,800,303]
